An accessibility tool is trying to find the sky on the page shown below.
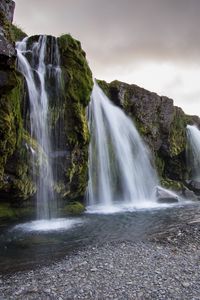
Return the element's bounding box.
[14,0,200,116]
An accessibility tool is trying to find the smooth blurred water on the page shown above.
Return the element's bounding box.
[187,124,200,180]
[0,201,199,274]
[16,36,61,219]
[87,83,159,209]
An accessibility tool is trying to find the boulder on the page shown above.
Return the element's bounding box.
[155,186,179,204]
[181,187,198,201]
[185,180,200,195]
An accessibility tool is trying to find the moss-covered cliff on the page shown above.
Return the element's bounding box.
[0,1,93,214]
[0,0,36,205]
[56,34,93,201]
[97,80,200,193]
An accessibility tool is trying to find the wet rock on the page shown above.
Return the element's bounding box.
[182,187,198,201]
[186,180,200,195]
[156,186,179,203]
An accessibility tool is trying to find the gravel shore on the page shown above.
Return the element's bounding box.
[1,221,200,300]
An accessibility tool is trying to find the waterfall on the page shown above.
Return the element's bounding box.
[186,125,200,180]
[16,36,61,219]
[87,82,159,211]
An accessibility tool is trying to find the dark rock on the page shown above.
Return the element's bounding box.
[185,180,200,195]
[0,0,15,23]
[157,197,179,204]
[0,0,16,67]
[182,187,198,201]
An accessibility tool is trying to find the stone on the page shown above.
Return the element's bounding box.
[156,186,179,203]
[182,282,190,288]
[0,0,15,22]
[182,187,198,200]
[186,180,200,195]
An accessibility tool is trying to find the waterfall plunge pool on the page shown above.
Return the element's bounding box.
[0,201,199,274]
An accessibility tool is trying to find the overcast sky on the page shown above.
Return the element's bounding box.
[14,0,200,115]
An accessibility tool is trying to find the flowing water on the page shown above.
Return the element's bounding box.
[187,125,200,180]
[87,82,159,212]
[16,36,61,219]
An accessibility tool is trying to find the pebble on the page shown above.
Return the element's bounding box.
[1,223,200,299]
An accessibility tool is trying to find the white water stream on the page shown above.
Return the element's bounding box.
[87,83,159,212]
[187,125,200,180]
[16,36,61,219]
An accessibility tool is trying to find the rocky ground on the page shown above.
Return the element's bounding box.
[1,220,200,300]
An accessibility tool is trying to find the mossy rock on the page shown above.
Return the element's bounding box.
[0,61,23,182]
[0,202,34,221]
[0,203,15,219]
[11,24,27,42]
[160,178,184,191]
[63,201,85,215]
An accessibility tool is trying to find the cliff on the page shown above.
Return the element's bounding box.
[98,80,200,194]
[0,0,93,215]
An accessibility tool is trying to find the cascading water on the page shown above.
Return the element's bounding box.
[87,82,159,211]
[186,124,200,180]
[16,36,61,219]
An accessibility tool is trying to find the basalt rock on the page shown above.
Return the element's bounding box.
[98,80,200,193]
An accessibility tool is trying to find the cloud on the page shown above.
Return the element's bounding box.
[14,0,200,115]
[14,0,200,65]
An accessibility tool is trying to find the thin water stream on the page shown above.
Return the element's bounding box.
[16,36,61,219]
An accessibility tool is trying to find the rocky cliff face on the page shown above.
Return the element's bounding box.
[0,1,93,210]
[98,80,200,194]
[0,0,35,203]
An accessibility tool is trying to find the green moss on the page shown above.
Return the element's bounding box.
[0,72,23,181]
[58,34,93,106]
[63,201,85,215]
[0,203,15,219]
[11,24,27,42]
[169,108,189,157]
[52,34,93,202]
[97,80,110,97]
[0,203,34,221]
[160,178,184,191]
[155,154,165,177]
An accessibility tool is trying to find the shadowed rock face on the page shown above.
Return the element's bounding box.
[0,0,36,203]
[0,0,15,23]
[0,0,16,64]
[97,80,200,194]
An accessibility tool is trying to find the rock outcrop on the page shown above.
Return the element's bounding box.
[0,1,93,209]
[0,0,36,203]
[98,80,200,193]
